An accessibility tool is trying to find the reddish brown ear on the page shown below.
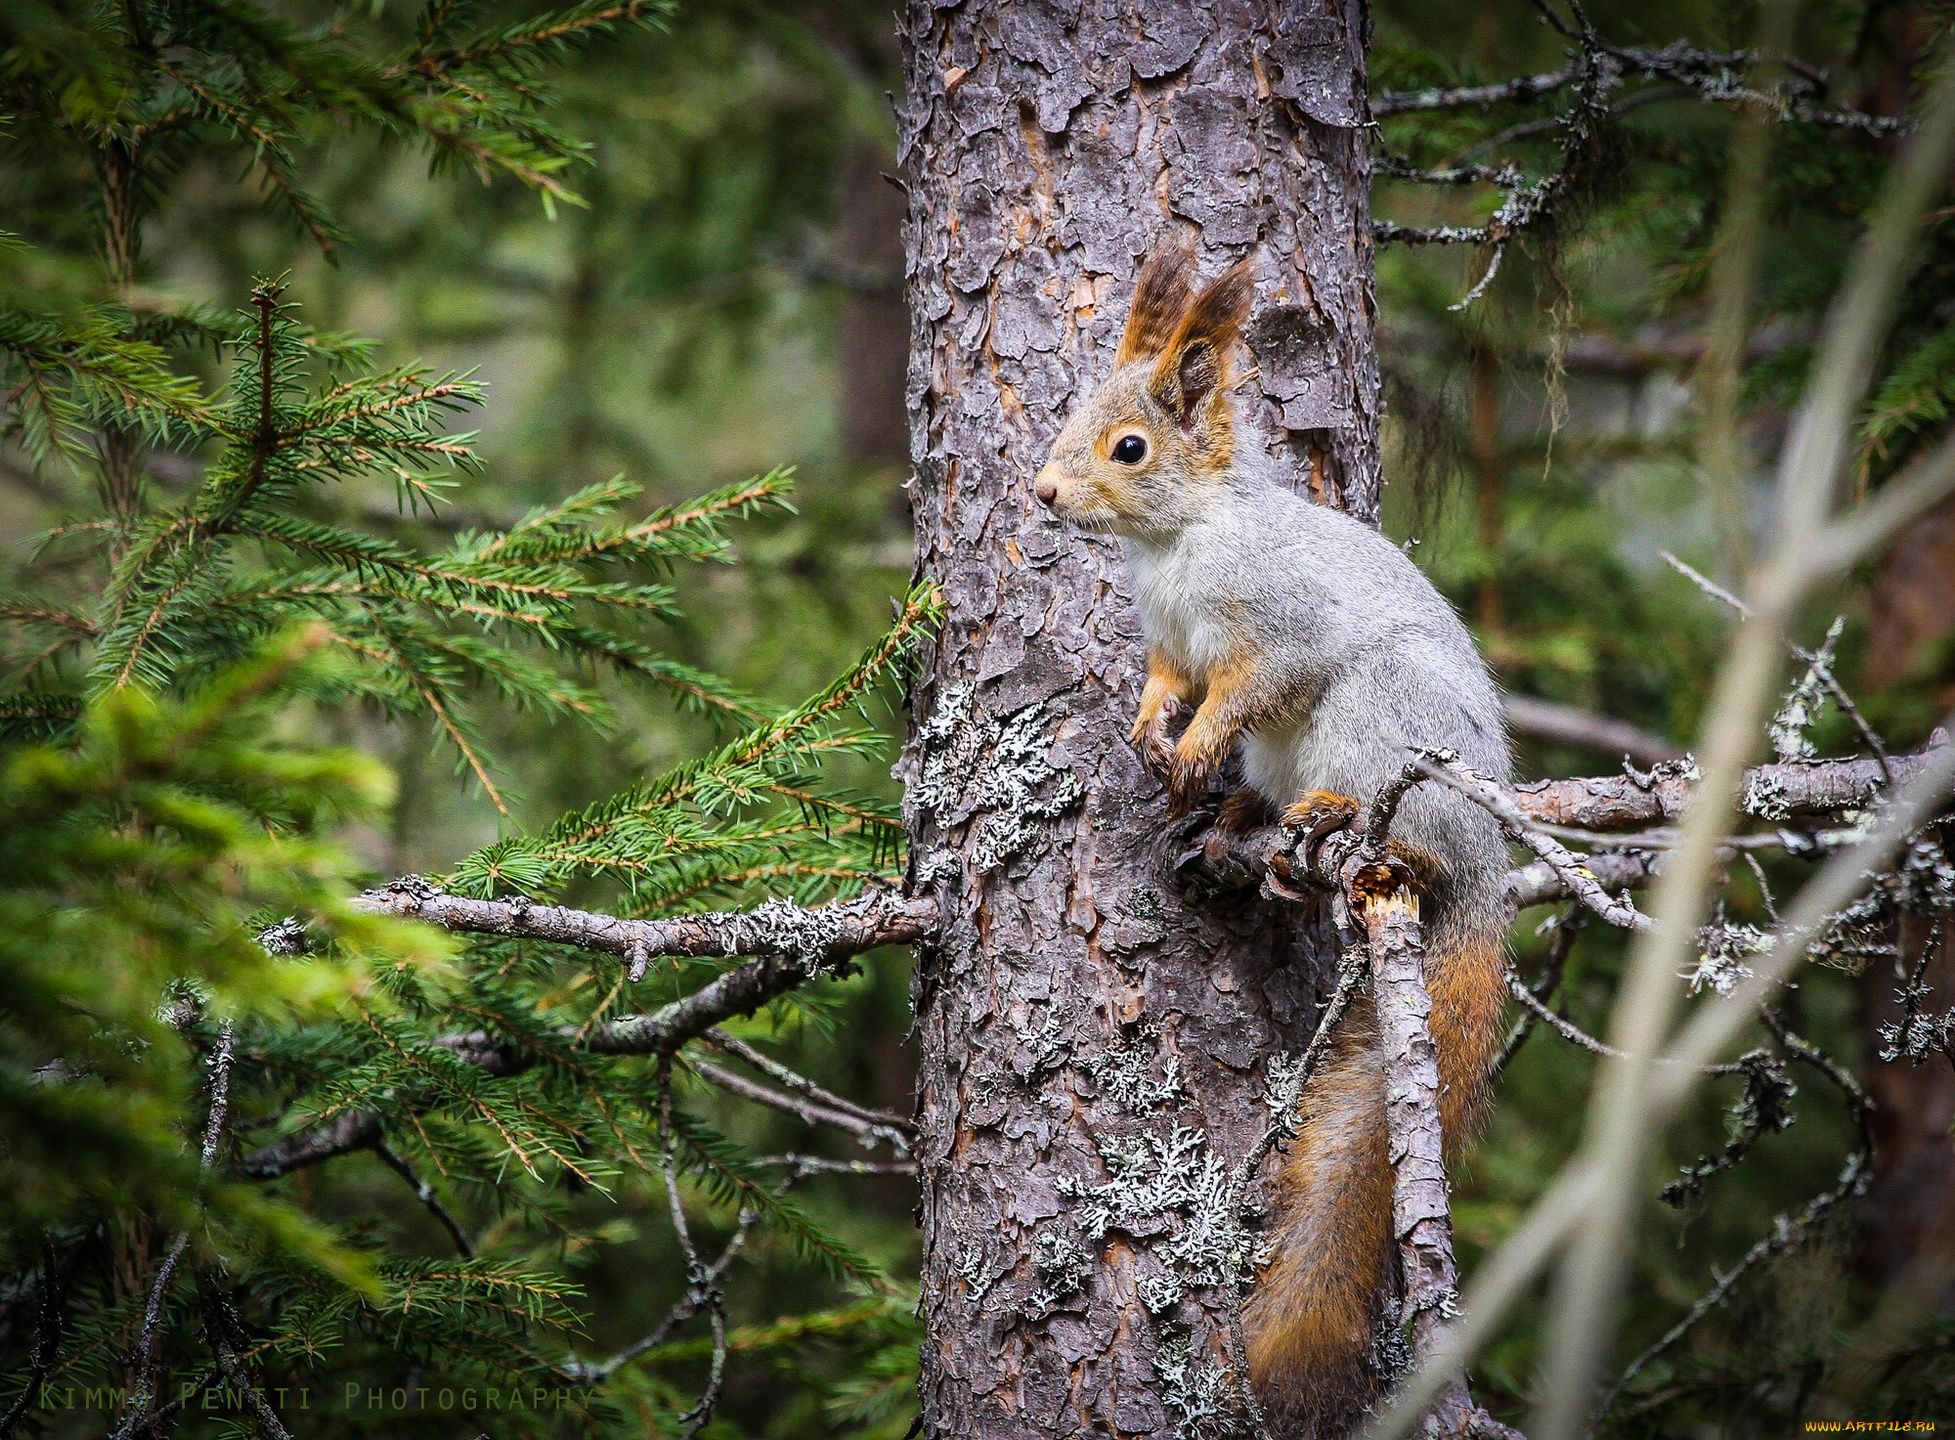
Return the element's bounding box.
[1149,260,1255,428]
[1115,237,1198,367]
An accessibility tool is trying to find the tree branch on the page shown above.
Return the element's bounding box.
[563,1200,761,1384]
[1363,885,1474,1423]
[372,1140,474,1257]
[1513,739,1944,829]
[1504,696,1680,768]
[700,1028,915,1136]
[354,880,936,981]
[1592,1010,1876,1421]
[237,1109,381,1180]
[114,1023,232,1440]
[1372,40,1901,136]
[1188,738,1948,915]
[659,1061,727,1440]
[686,1059,912,1150]
[1375,69,1576,116]
[238,890,936,1180]
[1493,911,1585,1077]
[0,1233,89,1440]
[1505,849,1659,915]
[247,723,1932,1191]
[1419,753,1654,931]
[1353,795,1523,1438]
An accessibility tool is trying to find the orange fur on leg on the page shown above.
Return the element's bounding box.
[1215,785,1271,833]
[1167,651,1300,818]
[1131,649,1198,780]
[1279,789,1359,831]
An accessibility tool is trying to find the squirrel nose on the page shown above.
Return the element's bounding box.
[1034,465,1061,507]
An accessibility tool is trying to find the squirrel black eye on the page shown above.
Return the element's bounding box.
[1111,434,1147,465]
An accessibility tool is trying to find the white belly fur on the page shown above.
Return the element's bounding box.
[1127,537,1239,675]
[1240,724,1310,803]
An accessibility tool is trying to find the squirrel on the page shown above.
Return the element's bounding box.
[1034,238,1513,1431]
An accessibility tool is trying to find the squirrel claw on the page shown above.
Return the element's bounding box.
[1130,696,1181,781]
[1165,754,1216,820]
[1279,791,1361,881]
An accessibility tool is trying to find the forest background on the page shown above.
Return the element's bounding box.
[3,0,1953,1435]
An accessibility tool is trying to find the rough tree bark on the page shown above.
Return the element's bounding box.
[1861,497,1955,1291]
[895,4,1379,1435]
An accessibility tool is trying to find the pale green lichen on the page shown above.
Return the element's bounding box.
[912,685,1083,873]
[1059,1126,1251,1316]
[1154,1331,1237,1440]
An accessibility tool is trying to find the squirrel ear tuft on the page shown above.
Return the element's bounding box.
[1115,237,1198,367]
[1149,259,1255,429]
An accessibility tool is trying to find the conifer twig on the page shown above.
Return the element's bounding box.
[1593,1010,1876,1420]
[115,1023,234,1440]
[1492,912,1584,1077]
[1417,753,1653,931]
[204,1295,293,1440]
[567,1197,764,1383]
[686,1060,912,1150]
[0,1234,88,1440]
[1502,970,1747,1076]
[1662,552,1897,780]
[701,1028,913,1134]
[746,1155,917,1176]
[1505,970,1620,1060]
[372,1140,475,1257]
[657,1062,728,1439]
[240,891,934,1181]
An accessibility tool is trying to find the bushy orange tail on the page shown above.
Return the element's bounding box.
[1243,923,1508,1434]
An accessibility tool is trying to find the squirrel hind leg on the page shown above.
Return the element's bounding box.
[1278,789,1359,831]
[1215,784,1273,833]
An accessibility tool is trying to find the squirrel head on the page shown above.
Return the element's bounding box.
[1035,238,1255,540]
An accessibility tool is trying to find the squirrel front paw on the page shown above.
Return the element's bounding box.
[1165,749,1219,820]
[1129,694,1181,781]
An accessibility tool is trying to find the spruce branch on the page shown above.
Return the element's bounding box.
[1593,1011,1877,1421]
[237,887,936,1182]
[1493,910,1585,1077]
[700,1027,914,1137]
[350,881,938,982]
[0,1233,93,1440]
[372,1139,476,1258]
[113,1022,234,1440]
[450,585,940,897]
[1188,736,1951,917]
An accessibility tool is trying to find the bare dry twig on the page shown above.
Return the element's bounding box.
[372,1139,474,1257]
[114,1022,233,1440]
[686,1059,911,1150]
[701,1028,914,1136]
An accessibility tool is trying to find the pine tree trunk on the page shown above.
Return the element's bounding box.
[895,5,1380,1433]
